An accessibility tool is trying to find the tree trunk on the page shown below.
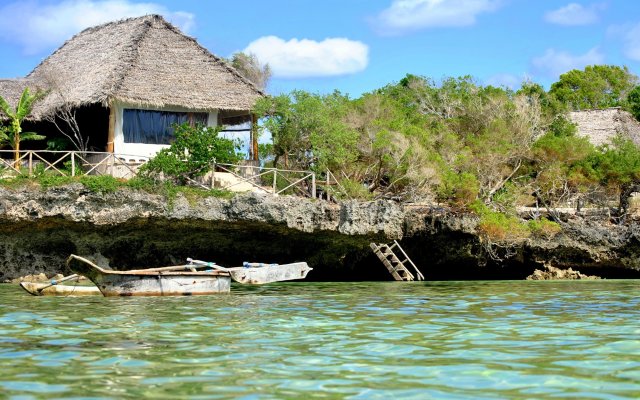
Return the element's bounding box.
[13,130,20,170]
[618,183,640,222]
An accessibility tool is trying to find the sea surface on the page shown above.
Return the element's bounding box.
[0,280,639,399]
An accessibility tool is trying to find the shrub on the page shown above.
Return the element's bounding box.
[470,201,530,242]
[333,178,373,200]
[436,170,479,206]
[37,174,75,189]
[140,123,242,184]
[79,175,123,193]
[528,218,562,239]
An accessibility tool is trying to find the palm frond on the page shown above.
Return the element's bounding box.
[0,126,14,147]
[20,132,46,142]
[16,87,44,121]
[0,94,14,118]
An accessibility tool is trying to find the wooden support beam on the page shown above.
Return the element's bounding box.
[251,114,259,161]
[107,103,115,153]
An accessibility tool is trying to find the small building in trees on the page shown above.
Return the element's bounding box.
[0,14,263,159]
[569,107,640,146]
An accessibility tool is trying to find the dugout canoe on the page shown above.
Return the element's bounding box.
[66,255,231,297]
[227,262,312,284]
[20,281,101,296]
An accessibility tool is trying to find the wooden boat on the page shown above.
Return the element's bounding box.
[186,259,312,284]
[66,255,231,297]
[65,255,312,297]
[227,261,312,284]
[20,281,101,296]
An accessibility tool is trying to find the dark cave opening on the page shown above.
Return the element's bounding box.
[3,217,639,282]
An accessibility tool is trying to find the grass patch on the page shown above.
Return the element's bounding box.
[79,175,124,193]
[174,186,234,205]
[0,174,36,189]
[37,174,76,189]
[0,174,236,206]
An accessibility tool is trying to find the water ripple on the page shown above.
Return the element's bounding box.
[1,280,640,398]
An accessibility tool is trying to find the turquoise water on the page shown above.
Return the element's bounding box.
[1,280,639,399]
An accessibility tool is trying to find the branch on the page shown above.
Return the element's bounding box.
[485,159,522,202]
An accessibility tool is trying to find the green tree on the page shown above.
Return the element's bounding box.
[549,65,638,110]
[344,91,434,196]
[625,85,640,121]
[529,117,597,206]
[228,52,271,91]
[588,137,640,216]
[0,87,46,167]
[517,81,564,116]
[254,90,358,172]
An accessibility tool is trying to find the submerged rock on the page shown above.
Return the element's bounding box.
[526,265,601,280]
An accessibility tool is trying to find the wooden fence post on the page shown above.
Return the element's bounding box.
[272,169,277,193]
[311,173,316,198]
[211,161,215,189]
[326,170,330,201]
[71,152,75,177]
[28,151,33,176]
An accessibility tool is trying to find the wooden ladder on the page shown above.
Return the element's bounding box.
[370,240,425,281]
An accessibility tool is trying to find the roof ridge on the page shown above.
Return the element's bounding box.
[27,14,162,79]
[106,17,156,100]
[157,20,265,97]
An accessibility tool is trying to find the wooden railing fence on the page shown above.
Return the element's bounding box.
[0,150,148,179]
[0,150,319,199]
[210,162,316,198]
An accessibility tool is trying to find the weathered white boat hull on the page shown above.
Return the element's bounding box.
[228,262,312,284]
[90,273,230,296]
[20,282,101,296]
[67,255,231,297]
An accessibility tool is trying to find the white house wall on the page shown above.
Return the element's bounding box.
[113,102,218,159]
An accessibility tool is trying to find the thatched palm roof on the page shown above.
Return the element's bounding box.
[0,14,263,119]
[569,108,640,146]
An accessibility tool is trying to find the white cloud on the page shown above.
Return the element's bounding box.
[622,23,640,61]
[531,47,604,78]
[544,2,604,26]
[373,0,502,35]
[484,73,525,90]
[0,0,194,55]
[244,36,369,79]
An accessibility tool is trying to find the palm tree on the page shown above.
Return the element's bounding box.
[0,87,46,168]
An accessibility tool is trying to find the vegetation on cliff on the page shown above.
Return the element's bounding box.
[255,64,640,243]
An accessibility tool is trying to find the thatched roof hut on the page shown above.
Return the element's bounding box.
[0,15,264,157]
[569,108,640,146]
[0,14,262,118]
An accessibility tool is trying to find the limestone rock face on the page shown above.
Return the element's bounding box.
[1,185,640,281]
[0,186,400,235]
[0,186,403,281]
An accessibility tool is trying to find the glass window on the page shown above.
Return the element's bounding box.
[123,109,208,144]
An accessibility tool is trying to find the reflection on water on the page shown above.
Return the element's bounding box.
[1,280,640,398]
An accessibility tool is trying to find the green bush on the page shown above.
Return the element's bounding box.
[140,123,242,184]
[37,174,75,189]
[333,178,373,200]
[79,175,122,193]
[528,218,562,239]
[470,201,530,242]
[436,171,479,206]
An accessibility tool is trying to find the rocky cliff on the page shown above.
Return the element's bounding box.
[1,184,640,281]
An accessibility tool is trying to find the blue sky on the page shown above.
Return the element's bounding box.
[0,0,639,97]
